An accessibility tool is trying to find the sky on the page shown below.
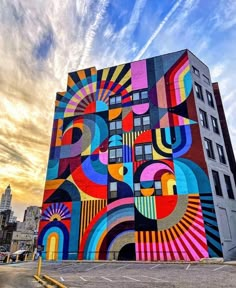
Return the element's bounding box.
[0,0,235,221]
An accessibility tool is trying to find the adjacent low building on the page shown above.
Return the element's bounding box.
[38,49,236,261]
[11,206,41,252]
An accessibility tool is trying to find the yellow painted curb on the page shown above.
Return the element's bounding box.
[43,274,68,288]
[34,275,53,288]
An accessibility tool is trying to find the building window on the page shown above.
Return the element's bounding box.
[216,144,226,164]
[199,109,209,128]
[212,170,223,196]
[155,181,162,196]
[204,138,215,159]
[211,116,219,134]
[224,175,235,200]
[109,120,122,135]
[109,95,122,107]
[109,147,123,163]
[135,143,152,161]
[203,74,210,84]
[134,115,150,131]
[109,182,117,199]
[194,82,204,101]
[133,90,148,104]
[134,183,141,197]
[206,90,214,108]
[192,66,200,76]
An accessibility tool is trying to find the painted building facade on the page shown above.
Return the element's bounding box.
[38,49,236,261]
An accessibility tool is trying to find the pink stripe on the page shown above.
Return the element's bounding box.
[152,241,157,261]
[107,197,134,211]
[168,239,181,260]
[141,243,145,260]
[186,228,208,257]
[146,242,151,261]
[174,61,189,105]
[88,83,94,94]
[163,241,172,261]
[80,87,87,97]
[179,233,200,260]
[65,108,75,112]
[67,100,78,106]
[175,237,190,261]
[158,242,164,261]
[136,243,140,261]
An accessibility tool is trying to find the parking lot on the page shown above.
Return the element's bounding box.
[39,261,236,288]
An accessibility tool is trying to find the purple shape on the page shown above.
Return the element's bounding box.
[131,60,148,90]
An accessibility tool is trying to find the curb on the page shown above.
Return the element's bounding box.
[33,275,53,288]
[43,274,67,288]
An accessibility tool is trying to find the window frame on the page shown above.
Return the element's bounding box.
[216,144,226,164]
[109,182,117,199]
[199,109,209,128]
[134,183,141,197]
[135,143,153,161]
[109,119,122,135]
[109,146,123,163]
[194,82,204,101]
[212,170,223,197]
[192,66,200,76]
[109,95,122,107]
[132,90,149,105]
[203,74,210,85]
[211,116,220,134]
[206,90,214,108]
[204,138,215,159]
[224,175,235,200]
[154,181,162,196]
[134,114,150,131]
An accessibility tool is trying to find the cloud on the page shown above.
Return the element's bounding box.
[212,0,236,30]
[134,0,185,60]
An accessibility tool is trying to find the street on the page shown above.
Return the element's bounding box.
[0,262,40,288]
[0,260,236,288]
[41,261,236,288]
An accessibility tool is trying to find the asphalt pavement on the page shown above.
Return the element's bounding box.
[40,260,236,288]
[1,259,236,288]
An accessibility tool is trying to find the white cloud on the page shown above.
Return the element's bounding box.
[134,0,185,60]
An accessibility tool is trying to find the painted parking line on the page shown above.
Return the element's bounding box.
[186,264,191,270]
[150,263,161,269]
[115,264,130,270]
[101,276,113,282]
[142,275,169,282]
[85,263,107,271]
[123,276,140,282]
[213,265,226,271]
[80,276,87,281]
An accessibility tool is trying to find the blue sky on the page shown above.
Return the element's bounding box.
[0,0,235,220]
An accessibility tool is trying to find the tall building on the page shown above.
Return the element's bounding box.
[0,185,12,212]
[0,185,16,223]
[38,49,236,261]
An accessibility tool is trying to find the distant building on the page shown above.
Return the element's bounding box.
[0,210,17,250]
[0,185,16,223]
[38,49,236,261]
[11,206,41,252]
[0,185,12,212]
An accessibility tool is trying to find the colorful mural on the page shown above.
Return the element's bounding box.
[38,50,223,261]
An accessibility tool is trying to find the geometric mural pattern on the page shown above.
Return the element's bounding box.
[38,50,223,261]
